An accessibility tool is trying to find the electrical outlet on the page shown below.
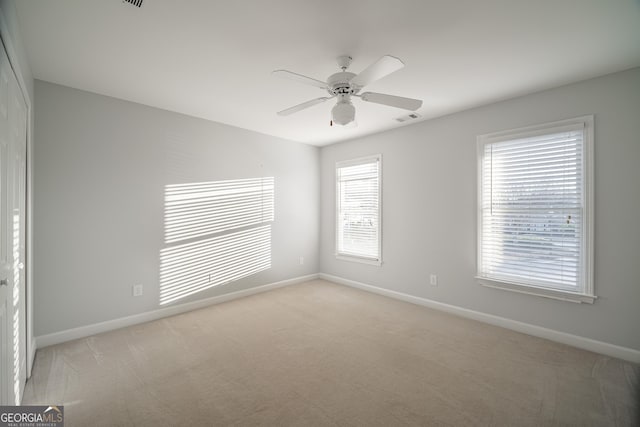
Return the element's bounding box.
[429,274,438,286]
[299,256,304,265]
[132,284,143,297]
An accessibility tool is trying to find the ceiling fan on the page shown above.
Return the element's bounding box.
[273,55,422,126]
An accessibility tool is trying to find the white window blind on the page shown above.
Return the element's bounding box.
[336,155,381,263]
[478,117,593,299]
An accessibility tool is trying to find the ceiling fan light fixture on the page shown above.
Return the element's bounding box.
[331,97,355,126]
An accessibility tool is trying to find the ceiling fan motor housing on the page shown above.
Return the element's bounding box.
[327,72,358,96]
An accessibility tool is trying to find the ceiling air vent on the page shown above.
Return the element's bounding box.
[123,0,144,7]
[395,112,421,123]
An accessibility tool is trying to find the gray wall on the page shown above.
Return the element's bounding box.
[34,68,640,350]
[320,68,640,351]
[34,81,319,336]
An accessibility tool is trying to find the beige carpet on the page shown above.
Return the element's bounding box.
[23,280,639,426]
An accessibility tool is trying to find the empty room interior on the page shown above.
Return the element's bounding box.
[0,0,639,425]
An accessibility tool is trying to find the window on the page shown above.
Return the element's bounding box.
[477,116,594,303]
[336,155,381,265]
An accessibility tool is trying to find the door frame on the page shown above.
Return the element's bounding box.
[0,6,34,385]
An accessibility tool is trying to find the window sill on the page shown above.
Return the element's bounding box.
[336,254,382,266]
[476,277,596,304]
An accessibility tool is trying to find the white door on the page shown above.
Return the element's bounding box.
[0,38,12,406]
[11,89,27,402]
[0,38,27,405]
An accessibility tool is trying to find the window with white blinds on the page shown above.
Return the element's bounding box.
[477,117,594,302]
[336,155,381,264]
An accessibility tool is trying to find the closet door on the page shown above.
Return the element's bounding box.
[0,38,27,405]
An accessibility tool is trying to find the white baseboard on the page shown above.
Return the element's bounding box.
[319,273,640,364]
[35,274,319,349]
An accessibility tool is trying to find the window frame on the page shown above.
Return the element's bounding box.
[335,154,382,266]
[476,116,595,304]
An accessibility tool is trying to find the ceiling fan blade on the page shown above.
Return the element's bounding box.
[350,55,405,88]
[272,70,327,89]
[360,92,423,111]
[277,97,331,116]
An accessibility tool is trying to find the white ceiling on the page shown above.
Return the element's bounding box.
[15,0,640,146]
